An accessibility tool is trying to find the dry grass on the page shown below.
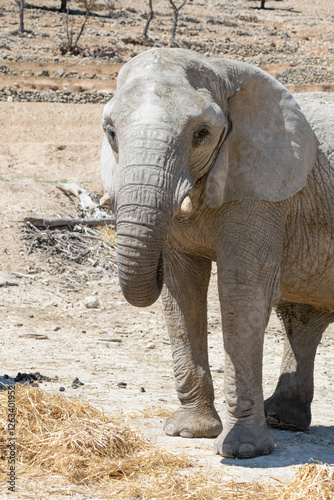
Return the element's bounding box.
[99,225,117,248]
[128,405,174,419]
[0,386,333,499]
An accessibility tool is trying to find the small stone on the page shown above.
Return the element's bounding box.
[140,387,146,393]
[146,341,155,349]
[59,387,65,392]
[84,296,100,309]
[53,325,61,331]
[72,377,84,389]
[117,382,127,388]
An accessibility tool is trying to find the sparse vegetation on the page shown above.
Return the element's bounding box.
[13,0,25,34]
[60,0,68,12]
[60,0,97,55]
[104,0,117,16]
[143,0,154,38]
[167,0,188,43]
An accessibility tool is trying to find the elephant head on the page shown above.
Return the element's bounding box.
[100,48,318,308]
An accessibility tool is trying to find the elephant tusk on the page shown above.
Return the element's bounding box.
[180,195,192,213]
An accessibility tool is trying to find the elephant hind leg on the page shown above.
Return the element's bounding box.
[265,300,334,431]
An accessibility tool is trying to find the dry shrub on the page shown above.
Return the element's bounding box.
[0,386,333,499]
[99,225,117,247]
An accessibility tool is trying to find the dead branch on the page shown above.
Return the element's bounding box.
[143,0,154,38]
[167,0,187,42]
[14,0,25,34]
[0,281,19,288]
[23,217,116,228]
[61,0,97,55]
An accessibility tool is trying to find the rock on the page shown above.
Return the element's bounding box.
[146,341,155,349]
[84,296,100,309]
[0,375,15,390]
[0,88,113,103]
[72,377,84,389]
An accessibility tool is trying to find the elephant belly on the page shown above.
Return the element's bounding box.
[281,222,334,312]
[280,272,334,313]
[280,153,334,313]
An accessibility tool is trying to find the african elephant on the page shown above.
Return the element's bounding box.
[100,48,334,459]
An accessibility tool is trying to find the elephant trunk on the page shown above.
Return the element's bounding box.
[116,185,167,307]
[115,133,191,307]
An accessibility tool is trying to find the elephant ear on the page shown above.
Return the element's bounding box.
[205,61,319,207]
[100,134,117,207]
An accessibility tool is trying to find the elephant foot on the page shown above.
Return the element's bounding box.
[264,395,311,431]
[164,406,222,438]
[214,422,274,459]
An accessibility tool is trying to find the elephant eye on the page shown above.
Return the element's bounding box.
[105,125,117,149]
[193,127,210,147]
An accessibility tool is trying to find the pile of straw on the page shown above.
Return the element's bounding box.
[0,386,333,499]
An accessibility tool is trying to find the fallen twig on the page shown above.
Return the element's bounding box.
[23,217,116,228]
[0,281,19,288]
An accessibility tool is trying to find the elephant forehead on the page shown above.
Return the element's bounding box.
[113,82,219,131]
[117,48,188,86]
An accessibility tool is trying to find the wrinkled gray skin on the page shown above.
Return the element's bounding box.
[100,48,334,459]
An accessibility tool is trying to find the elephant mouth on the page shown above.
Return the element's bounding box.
[156,251,164,296]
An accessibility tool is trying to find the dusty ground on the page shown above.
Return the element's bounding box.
[1,0,334,94]
[0,0,334,496]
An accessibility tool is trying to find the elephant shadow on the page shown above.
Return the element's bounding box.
[219,426,334,468]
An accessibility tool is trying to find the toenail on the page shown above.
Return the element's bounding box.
[180,430,193,438]
[164,424,175,435]
[239,443,255,457]
[221,444,234,457]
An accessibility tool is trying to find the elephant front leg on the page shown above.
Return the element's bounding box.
[162,253,222,439]
[265,301,333,431]
[214,287,275,458]
[214,201,285,458]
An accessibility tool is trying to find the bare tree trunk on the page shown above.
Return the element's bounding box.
[260,0,266,8]
[62,0,96,54]
[65,7,74,49]
[60,0,68,13]
[167,0,187,42]
[143,0,154,38]
[73,8,90,48]
[14,0,25,34]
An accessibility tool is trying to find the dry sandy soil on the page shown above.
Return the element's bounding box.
[1,0,334,94]
[0,0,334,497]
